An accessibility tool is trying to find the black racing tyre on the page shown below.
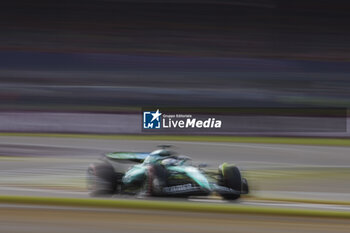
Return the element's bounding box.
[220,166,242,200]
[87,162,117,196]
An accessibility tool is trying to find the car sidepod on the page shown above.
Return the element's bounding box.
[164,166,211,196]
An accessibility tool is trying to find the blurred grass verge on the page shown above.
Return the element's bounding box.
[0,133,349,146]
[0,195,350,219]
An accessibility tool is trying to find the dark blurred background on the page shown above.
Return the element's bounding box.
[0,0,350,110]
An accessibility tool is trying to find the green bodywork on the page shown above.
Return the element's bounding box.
[107,152,212,192]
[122,164,147,184]
[167,166,211,190]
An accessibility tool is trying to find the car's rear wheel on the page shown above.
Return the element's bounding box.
[87,162,118,196]
[219,165,242,200]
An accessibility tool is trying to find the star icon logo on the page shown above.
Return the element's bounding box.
[143,109,162,129]
[151,109,162,122]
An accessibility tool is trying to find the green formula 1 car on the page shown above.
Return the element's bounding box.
[87,146,249,200]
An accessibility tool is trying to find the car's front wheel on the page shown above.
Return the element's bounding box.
[219,165,243,200]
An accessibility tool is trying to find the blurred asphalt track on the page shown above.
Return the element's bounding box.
[2,205,350,233]
[1,135,350,201]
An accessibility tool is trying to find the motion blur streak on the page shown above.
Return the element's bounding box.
[1,136,350,201]
[1,1,350,232]
[1,1,350,109]
[1,205,349,233]
[1,0,350,60]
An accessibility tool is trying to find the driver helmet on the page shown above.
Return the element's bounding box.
[161,158,178,166]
